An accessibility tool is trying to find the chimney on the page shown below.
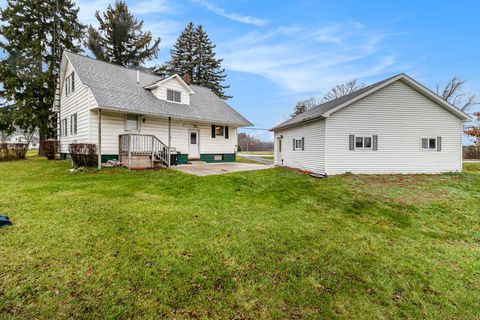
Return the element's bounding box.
[182,74,191,85]
[136,70,140,84]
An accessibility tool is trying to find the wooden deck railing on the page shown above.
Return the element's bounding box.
[119,133,169,169]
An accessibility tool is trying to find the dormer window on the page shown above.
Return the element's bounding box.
[167,89,181,103]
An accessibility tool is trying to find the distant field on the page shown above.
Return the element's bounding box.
[238,151,273,155]
[1,156,480,318]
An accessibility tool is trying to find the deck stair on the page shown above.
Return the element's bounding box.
[119,133,170,169]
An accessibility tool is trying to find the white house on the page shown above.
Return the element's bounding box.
[271,74,472,175]
[56,51,252,169]
[2,130,39,150]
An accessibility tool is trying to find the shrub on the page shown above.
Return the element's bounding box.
[463,145,480,159]
[0,143,28,161]
[68,143,97,167]
[41,140,58,160]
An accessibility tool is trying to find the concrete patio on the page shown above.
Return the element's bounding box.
[171,162,274,176]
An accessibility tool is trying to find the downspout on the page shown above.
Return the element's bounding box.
[168,117,171,166]
[97,108,102,169]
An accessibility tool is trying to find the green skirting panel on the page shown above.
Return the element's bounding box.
[200,153,236,163]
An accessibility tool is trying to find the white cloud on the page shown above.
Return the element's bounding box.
[219,23,402,94]
[192,0,268,27]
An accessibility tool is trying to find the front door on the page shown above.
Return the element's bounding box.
[276,137,282,164]
[188,129,200,159]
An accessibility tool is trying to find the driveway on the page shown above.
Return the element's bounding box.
[237,154,274,165]
[171,162,273,176]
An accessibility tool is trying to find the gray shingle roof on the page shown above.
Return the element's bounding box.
[270,75,401,131]
[64,51,252,127]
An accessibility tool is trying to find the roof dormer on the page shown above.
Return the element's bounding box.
[144,74,195,105]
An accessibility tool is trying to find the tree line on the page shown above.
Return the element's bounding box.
[0,0,230,154]
[238,133,273,152]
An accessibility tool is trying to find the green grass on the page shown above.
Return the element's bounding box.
[1,157,480,319]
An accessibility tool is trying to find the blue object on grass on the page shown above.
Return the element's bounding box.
[0,215,12,227]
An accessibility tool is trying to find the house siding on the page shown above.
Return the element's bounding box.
[89,110,238,158]
[274,119,326,173]
[325,80,463,174]
[59,60,96,154]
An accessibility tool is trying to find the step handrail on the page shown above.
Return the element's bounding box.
[119,133,170,168]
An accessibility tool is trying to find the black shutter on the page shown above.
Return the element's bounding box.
[71,72,75,92]
[293,138,295,151]
[373,135,378,151]
[349,135,355,150]
[437,136,442,151]
[225,126,229,139]
[301,137,305,150]
[211,125,216,138]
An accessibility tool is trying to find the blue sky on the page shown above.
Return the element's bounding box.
[2,0,480,142]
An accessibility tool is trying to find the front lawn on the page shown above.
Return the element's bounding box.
[1,157,479,319]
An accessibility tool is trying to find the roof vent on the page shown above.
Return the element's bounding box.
[182,74,191,85]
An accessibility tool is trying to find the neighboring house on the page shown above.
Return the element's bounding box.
[271,74,472,175]
[56,51,252,169]
[2,130,39,150]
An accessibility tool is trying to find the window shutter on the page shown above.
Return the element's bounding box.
[211,125,216,138]
[293,138,295,151]
[373,135,378,151]
[301,137,305,150]
[349,135,355,150]
[437,136,442,151]
[225,126,229,139]
[72,72,75,92]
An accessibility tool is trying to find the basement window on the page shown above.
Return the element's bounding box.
[167,89,181,103]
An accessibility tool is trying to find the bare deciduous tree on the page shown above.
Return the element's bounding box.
[321,79,366,102]
[436,76,478,111]
[291,97,318,117]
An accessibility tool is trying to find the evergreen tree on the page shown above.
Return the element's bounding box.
[194,25,230,99]
[0,0,85,154]
[160,22,231,99]
[163,22,196,80]
[86,0,161,66]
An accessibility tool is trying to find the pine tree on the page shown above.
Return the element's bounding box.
[0,0,85,154]
[194,25,230,99]
[164,22,196,79]
[86,0,161,66]
[160,22,231,99]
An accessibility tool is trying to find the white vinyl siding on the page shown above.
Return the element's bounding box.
[325,80,462,174]
[152,77,190,105]
[274,119,326,174]
[59,59,94,153]
[89,111,238,155]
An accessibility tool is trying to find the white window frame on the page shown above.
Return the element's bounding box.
[125,114,140,132]
[355,136,373,149]
[421,137,437,151]
[166,89,181,103]
[215,125,224,137]
[70,113,77,135]
[293,138,304,151]
[65,72,75,97]
[62,118,68,136]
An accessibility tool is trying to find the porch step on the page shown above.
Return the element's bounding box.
[188,160,207,165]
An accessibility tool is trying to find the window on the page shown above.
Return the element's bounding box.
[355,136,372,149]
[190,131,197,144]
[167,89,181,102]
[215,125,224,136]
[126,114,139,132]
[421,137,438,150]
[70,113,77,135]
[65,72,75,96]
[62,118,68,136]
[293,138,304,151]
